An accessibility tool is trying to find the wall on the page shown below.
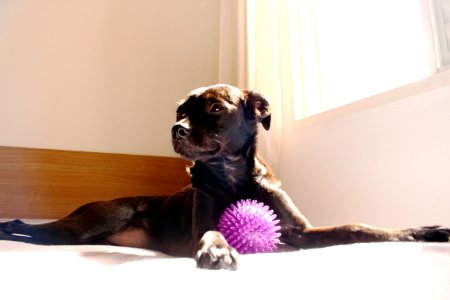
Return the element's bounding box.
[277,71,450,228]
[0,0,220,156]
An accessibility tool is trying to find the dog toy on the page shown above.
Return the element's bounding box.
[218,199,281,254]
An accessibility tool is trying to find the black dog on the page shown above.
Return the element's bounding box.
[1,84,449,270]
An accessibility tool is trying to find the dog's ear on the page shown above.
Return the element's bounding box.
[242,90,271,130]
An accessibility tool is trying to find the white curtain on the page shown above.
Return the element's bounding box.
[239,0,303,171]
[219,0,302,170]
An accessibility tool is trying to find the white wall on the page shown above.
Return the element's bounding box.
[277,71,450,228]
[0,0,221,156]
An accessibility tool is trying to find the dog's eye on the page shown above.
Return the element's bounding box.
[209,103,224,113]
[178,112,188,120]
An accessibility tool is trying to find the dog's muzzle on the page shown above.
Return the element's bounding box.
[171,124,221,160]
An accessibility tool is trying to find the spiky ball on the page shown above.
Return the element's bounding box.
[218,199,281,254]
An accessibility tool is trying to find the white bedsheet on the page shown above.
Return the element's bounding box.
[0,240,449,300]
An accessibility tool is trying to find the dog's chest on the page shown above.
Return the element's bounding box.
[191,157,252,195]
[223,161,244,185]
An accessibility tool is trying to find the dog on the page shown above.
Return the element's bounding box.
[1,84,449,270]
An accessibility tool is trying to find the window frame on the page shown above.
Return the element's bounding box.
[430,0,450,70]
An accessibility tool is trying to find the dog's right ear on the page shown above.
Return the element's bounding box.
[242,90,271,130]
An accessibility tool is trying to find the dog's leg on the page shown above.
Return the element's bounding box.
[0,196,163,245]
[262,187,449,248]
[192,190,239,270]
[282,224,450,249]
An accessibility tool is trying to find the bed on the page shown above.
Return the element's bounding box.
[1,146,449,299]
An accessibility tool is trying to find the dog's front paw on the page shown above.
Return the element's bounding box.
[195,231,239,270]
[409,226,450,242]
[196,244,239,270]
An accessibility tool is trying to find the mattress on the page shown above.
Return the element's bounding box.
[1,239,449,300]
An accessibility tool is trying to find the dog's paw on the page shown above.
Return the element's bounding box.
[409,226,450,242]
[195,231,239,270]
[196,244,239,270]
[0,220,25,240]
[0,219,25,230]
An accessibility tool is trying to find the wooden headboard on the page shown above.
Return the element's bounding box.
[0,146,191,219]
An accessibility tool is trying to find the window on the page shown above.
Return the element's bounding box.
[292,0,437,120]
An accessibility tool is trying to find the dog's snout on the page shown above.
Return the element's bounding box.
[172,125,189,140]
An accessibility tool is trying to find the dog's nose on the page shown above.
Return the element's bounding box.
[172,125,189,140]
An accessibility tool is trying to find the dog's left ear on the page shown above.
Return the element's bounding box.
[242,90,271,130]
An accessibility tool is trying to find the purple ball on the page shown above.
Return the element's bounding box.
[218,199,281,254]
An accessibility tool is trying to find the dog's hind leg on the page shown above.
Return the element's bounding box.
[0,196,164,245]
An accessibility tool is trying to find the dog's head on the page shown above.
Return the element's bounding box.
[172,84,271,161]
